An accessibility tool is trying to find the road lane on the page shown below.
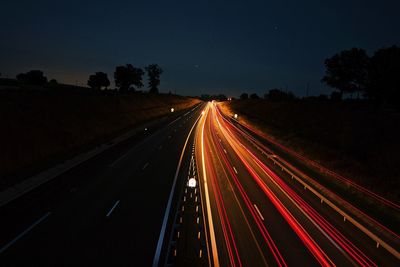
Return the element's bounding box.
[191,102,398,267]
[200,104,319,266]
[209,101,399,266]
[0,103,205,266]
[1,100,398,267]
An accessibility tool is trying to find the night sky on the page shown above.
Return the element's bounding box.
[1,0,399,97]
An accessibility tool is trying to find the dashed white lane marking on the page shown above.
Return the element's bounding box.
[167,116,181,126]
[233,167,238,174]
[152,105,204,267]
[142,162,149,170]
[253,204,265,221]
[106,200,120,217]
[109,150,130,168]
[0,212,51,254]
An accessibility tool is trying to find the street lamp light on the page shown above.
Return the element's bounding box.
[171,108,174,113]
[234,113,238,119]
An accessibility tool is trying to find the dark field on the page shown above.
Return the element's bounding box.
[220,99,400,200]
[0,87,200,189]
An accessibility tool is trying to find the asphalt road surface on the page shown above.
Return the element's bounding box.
[0,101,399,267]
[192,102,399,267]
[0,103,205,266]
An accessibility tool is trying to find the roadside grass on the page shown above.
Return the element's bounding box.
[0,88,200,190]
[218,100,400,232]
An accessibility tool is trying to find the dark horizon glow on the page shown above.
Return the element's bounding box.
[1,0,399,97]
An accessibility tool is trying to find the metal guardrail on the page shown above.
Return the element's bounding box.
[267,154,400,259]
[226,114,400,260]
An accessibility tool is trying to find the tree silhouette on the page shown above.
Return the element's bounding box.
[367,45,400,107]
[200,94,211,101]
[87,72,110,90]
[114,64,144,92]
[264,89,295,101]
[250,93,260,99]
[16,70,47,85]
[240,93,249,100]
[216,94,227,101]
[330,91,342,101]
[48,79,58,85]
[145,64,163,93]
[322,48,370,98]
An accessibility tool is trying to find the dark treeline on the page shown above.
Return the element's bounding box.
[239,90,296,101]
[322,45,400,108]
[2,63,164,94]
[200,94,228,101]
[236,45,400,109]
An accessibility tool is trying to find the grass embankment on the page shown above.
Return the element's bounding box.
[219,100,400,202]
[0,88,200,190]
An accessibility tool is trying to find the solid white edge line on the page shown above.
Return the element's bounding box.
[152,111,203,267]
[195,135,212,267]
[106,200,120,217]
[142,162,149,170]
[0,212,51,254]
[201,105,220,267]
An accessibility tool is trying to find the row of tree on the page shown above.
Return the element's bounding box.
[239,89,296,101]
[16,70,58,85]
[200,94,227,101]
[14,64,163,93]
[87,64,163,93]
[236,45,399,106]
[322,45,400,107]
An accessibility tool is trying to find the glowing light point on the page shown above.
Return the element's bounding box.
[234,113,238,119]
[201,110,205,115]
[188,178,197,188]
[171,108,175,113]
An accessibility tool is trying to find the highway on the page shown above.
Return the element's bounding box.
[0,103,206,266]
[193,102,399,267]
[0,100,399,267]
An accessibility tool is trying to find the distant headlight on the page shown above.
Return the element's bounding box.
[188,178,197,188]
